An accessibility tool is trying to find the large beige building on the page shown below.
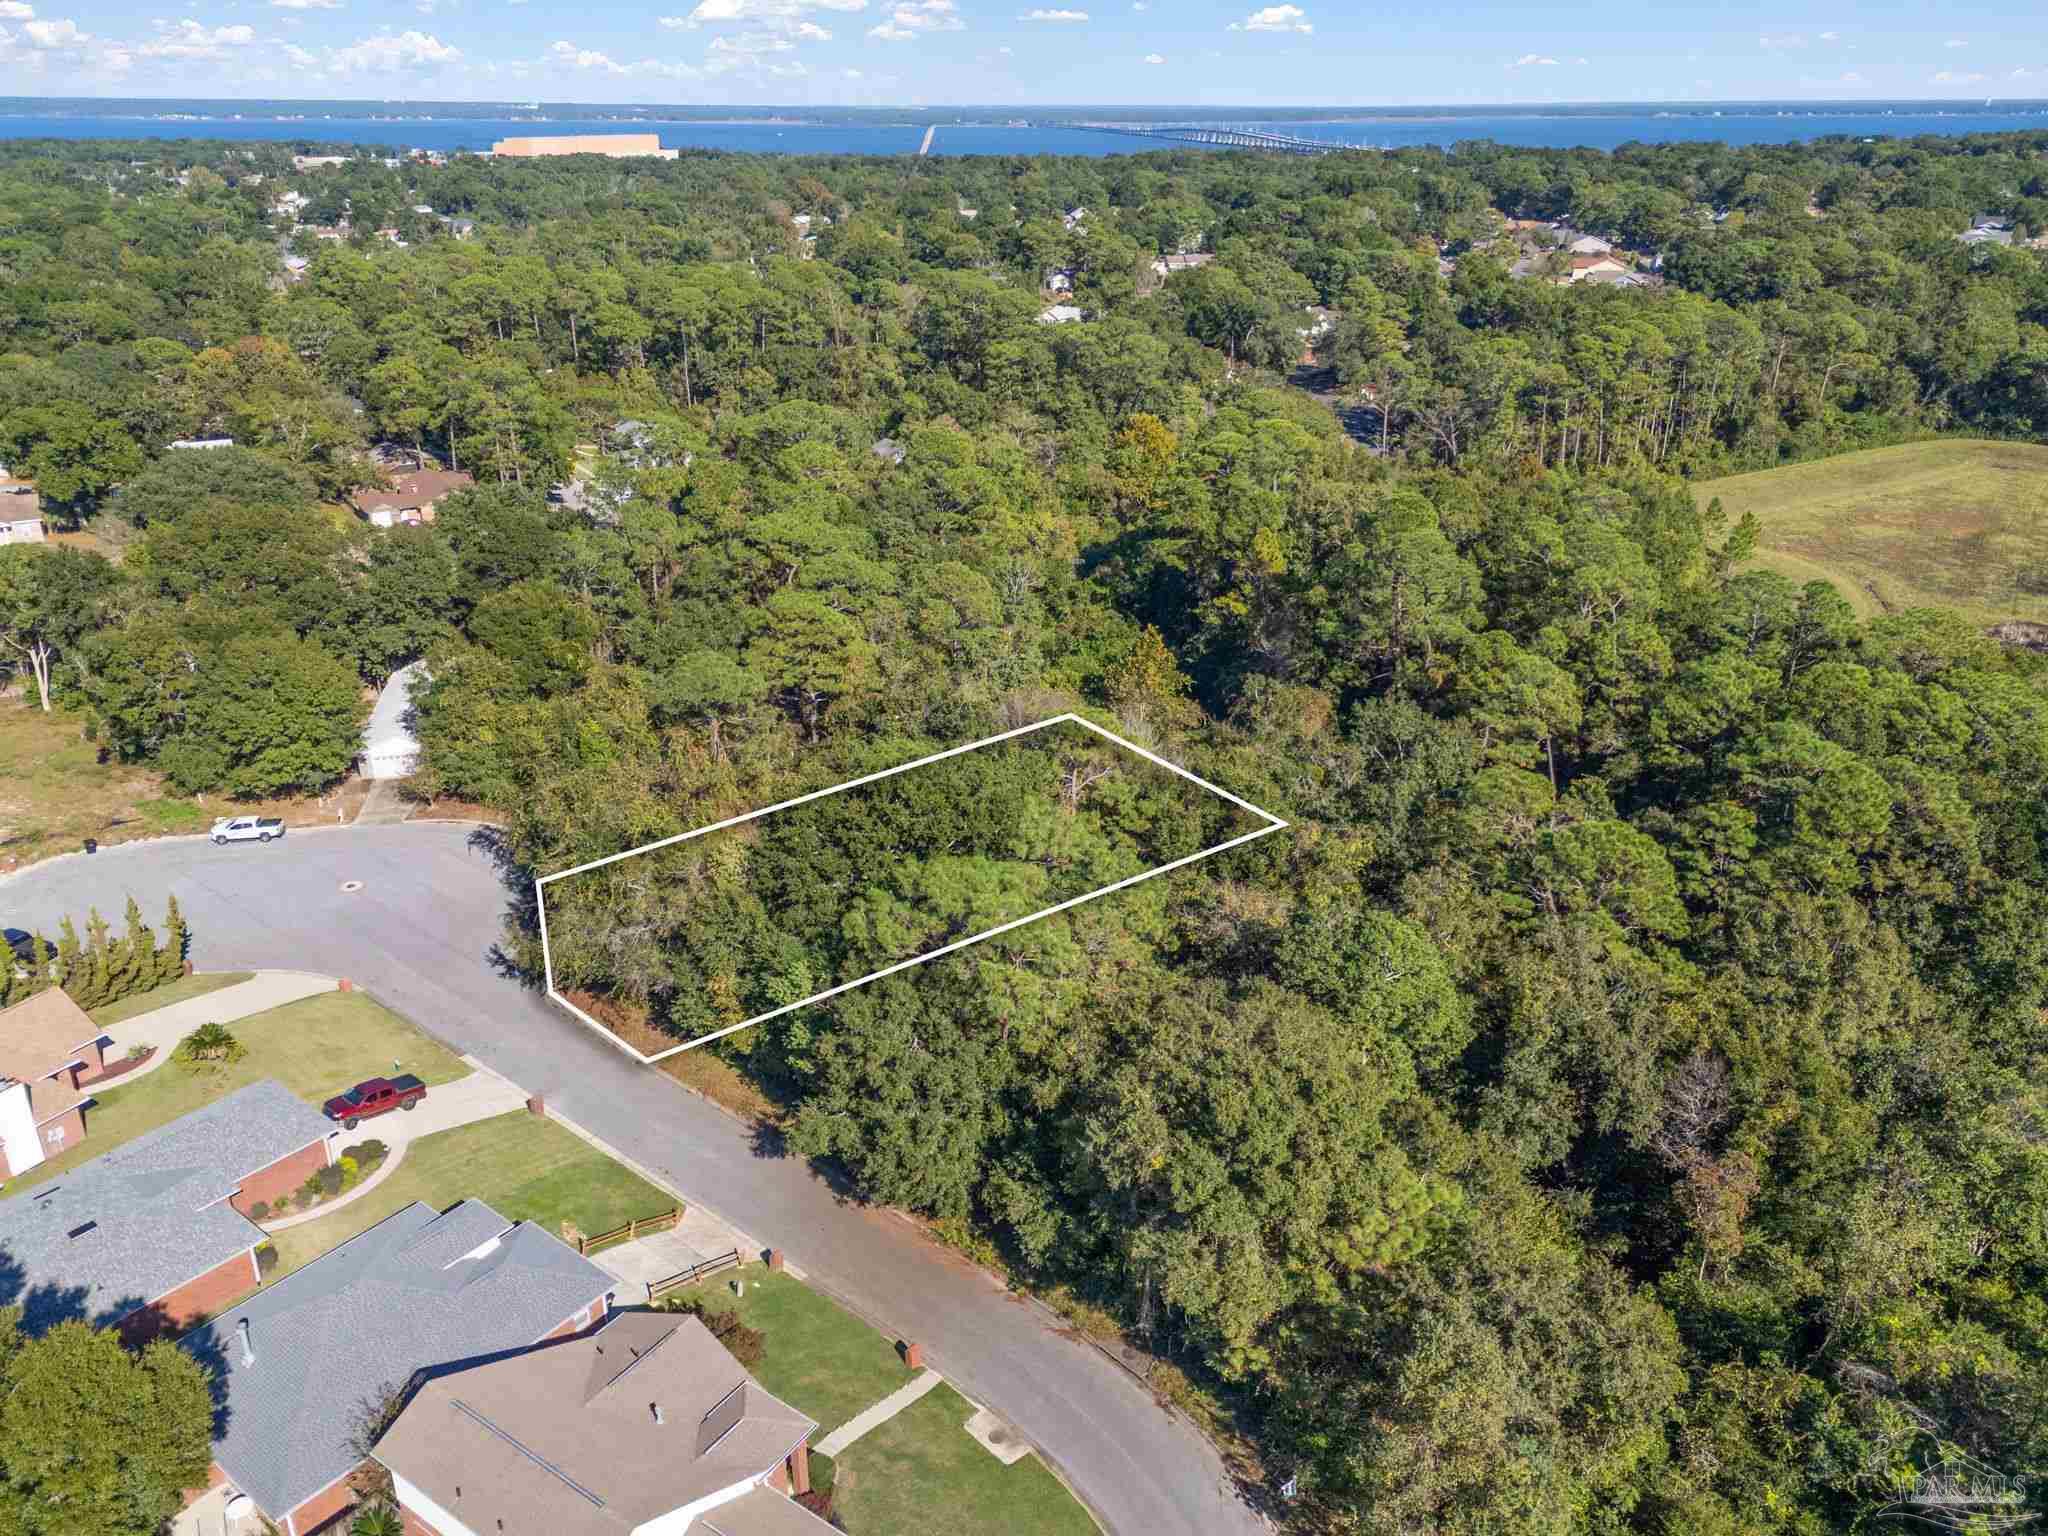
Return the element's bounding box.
[489,132,678,159]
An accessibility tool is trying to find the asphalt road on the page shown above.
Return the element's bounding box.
[1,823,1265,1536]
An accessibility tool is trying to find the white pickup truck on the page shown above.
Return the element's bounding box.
[211,816,285,846]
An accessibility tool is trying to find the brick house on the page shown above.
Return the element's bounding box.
[185,1200,615,1536]
[351,467,475,528]
[0,1079,334,1341]
[0,988,108,1176]
[374,1309,831,1536]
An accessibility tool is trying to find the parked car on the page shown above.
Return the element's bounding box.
[322,1075,426,1129]
[211,816,284,845]
[4,927,56,975]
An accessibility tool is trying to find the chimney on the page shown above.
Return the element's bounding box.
[651,1403,664,1425]
[237,1318,255,1366]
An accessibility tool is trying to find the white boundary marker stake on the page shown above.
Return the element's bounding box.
[535,713,1288,1062]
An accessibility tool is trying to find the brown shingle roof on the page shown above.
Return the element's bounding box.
[0,988,103,1124]
[352,468,474,515]
[374,1311,815,1533]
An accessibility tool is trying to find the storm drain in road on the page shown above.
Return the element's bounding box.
[340,881,364,893]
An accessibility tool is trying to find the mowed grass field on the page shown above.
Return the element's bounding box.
[1694,440,2048,624]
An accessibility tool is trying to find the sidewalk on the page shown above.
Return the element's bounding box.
[814,1369,945,1456]
[263,1056,529,1231]
[100,971,336,1084]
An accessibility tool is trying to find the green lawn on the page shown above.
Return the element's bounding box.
[1695,439,2048,625]
[669,1269,916,1432]
[88,970,254,1028]
[0,991,467,1198]
[672,1269,1098,1536]
[267,1111,673,1275]
[835,1381,1099,1536]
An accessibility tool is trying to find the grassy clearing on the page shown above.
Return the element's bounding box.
[266,1110,672,1275]
[672,1268,1098,1535]
[835,1381,1101,1536]
[0,990,466,1197]
[0,698,371,870]
[87,970,254,1028]
[1694,439,2048,626]
[667,1268,915,1432]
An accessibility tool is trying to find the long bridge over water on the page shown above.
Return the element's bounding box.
[1055,122,1361,155]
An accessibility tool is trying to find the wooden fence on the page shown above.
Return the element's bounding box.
[576,1205,682,1256]
[647,1248,742,1301]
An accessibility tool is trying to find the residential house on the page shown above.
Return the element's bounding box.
[411,204,436,216]
[1149,252,1213,277]
[0,988,108,1176]
[789,213,812,231]
[1563,254,1630,284]
[1043,268,1075,293]
[374,1309,830,1536]
[1959,219,2015,248]
[281,255,311,282]
[1565,234,1613,256]
[171,437,235,450]
[957,206,979,220]
[184,1200,614,1536]
[351,467,475,528]
[0,477,42,544]
[0,1080,333,1341]
[1038,304,1084,325]
[871,436,908,466]
[1063,206,1087,231]
[440,216,476,240]
[292,155,349,172]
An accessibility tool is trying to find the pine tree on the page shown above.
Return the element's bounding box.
[53,916,81,994]
[68,908,113,1010]
[157,895,190,985]
[106,896,152,1005]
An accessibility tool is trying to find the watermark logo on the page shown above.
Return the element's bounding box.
[1876,1453,2036,1532]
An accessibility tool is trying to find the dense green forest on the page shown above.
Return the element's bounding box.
[5,128,2048,1531]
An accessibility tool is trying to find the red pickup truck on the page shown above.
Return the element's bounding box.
[323,1075,426,1129]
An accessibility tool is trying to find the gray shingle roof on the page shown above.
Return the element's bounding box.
[0,1079,332,1332]
[189,1200,613,1522]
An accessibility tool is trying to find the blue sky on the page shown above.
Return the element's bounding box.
[2,0,2045,106]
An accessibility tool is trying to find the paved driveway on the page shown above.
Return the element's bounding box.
[0,825,1265,1536]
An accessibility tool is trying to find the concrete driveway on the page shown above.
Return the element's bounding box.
[1,824,1266,1536]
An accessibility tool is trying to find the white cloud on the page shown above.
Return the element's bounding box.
[271,0,340,8]
[1131,0,1144,7]
[282,40,318,65]
[20,16,86,47]
[0,1,33,16]
[1019,6,1087,17]
[545,37,702,76]
[1228,4,1307,33]
[1799,68,1865,86]
[2011,67,2035,80]
[867,0,958,38]
[1930,68,1985,84]
[710,29,793,50]
[1142,49,1162,63]
[139,18,256,57]
[1758,32,1805,48]
[1944,37,1966,47]
[327,28,459,70]
[793,19,830,37]
[842,64,860,74]
[673,0,865,26]
[1817,29,1838,40]
[1507,52,1557,68]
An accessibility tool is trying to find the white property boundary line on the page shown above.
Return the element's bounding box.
[535,714,1288,1062]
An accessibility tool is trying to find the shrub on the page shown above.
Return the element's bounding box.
[249,1201,269,1221]
[341,1139,389,1169]
[125,1043,152,1062]
[316,1164,343,1198]
[174,1022,245,1074]
[297,1172,325,1207]
[254,1243,279,1275]
[673,1299,766,1370]
[337,1155,361,1189]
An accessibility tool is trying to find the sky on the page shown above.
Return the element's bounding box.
[3,0,2047,107]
